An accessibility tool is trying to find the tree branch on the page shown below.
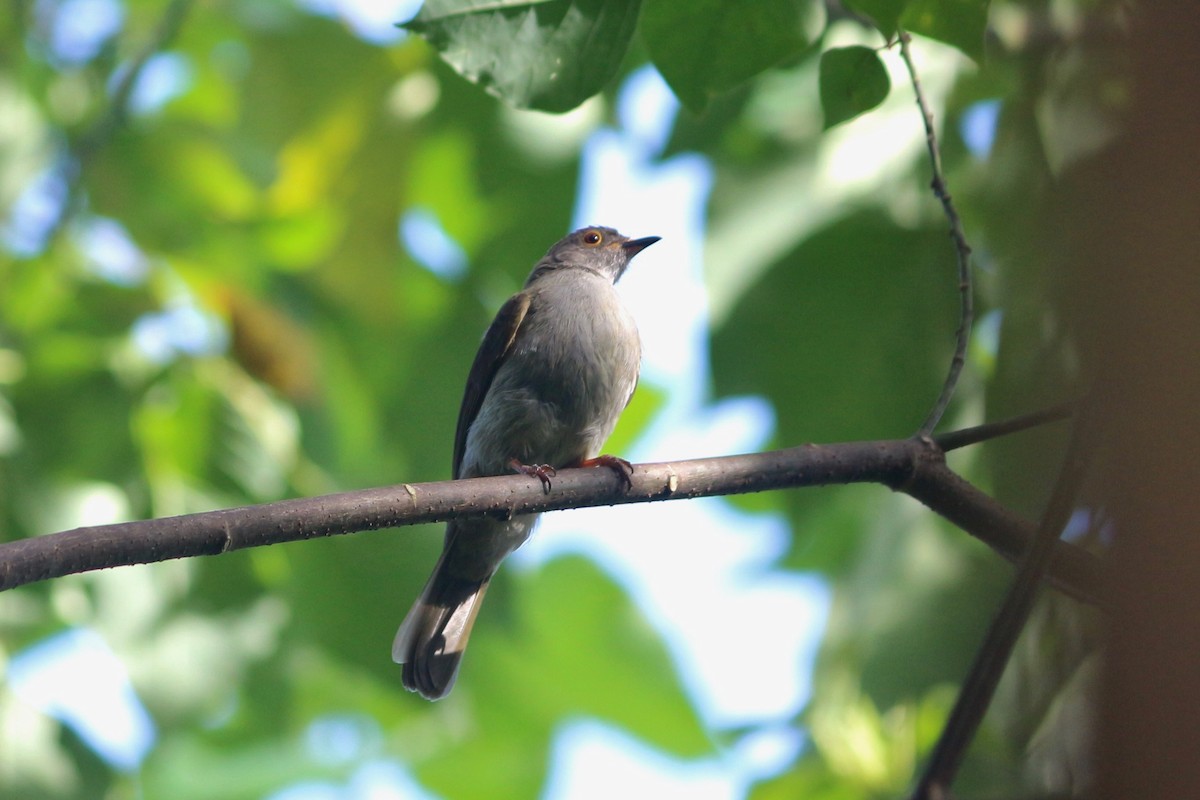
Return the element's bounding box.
[899,31,976,437]
[0,436,1101,602]
[912,397,1100,798]
[934,402,1075,451]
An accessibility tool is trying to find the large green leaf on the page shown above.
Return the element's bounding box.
[709,210,961,568]
[826,0,990,63]
[901,0,989,62]
[840,0,910,37]
[641,0,824,112]
[711,210,960,446]
[405,0,643,111]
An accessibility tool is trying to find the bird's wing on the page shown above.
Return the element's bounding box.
[452,291,532,478]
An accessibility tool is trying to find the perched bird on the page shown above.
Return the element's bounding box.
[393,226,659,700]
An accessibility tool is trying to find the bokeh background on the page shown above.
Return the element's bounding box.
[0,0,1122,797]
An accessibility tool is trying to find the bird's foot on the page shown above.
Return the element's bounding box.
[510,458,556,494]
[578,454,634,491]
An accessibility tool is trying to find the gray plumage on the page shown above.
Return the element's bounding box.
[392,226,659,699]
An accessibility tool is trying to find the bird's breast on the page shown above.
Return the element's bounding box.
[522,279,639,413]
[461,276,640,474]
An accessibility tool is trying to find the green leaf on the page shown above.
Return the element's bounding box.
[405,0,643,112]
[710,210,959,446]
[901,0,989,62]
[819,46,891,129]
[840,0,909,37]
[641,0,824,112]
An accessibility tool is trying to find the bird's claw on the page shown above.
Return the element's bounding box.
[579,454,634,491]
[510,458,556,494]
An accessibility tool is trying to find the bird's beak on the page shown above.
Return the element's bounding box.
[621,236,661,257]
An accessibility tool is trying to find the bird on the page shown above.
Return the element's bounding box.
[392,225,660,700]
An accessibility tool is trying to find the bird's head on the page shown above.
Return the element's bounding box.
[525,226,660,286]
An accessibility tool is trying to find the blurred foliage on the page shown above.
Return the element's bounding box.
[0,0,1126,797]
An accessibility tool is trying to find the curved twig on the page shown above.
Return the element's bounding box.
[898,31,975,437]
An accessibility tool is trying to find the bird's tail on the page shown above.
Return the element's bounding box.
[392,552,491,700]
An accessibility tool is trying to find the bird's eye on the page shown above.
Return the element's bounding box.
[583,230,602,245]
